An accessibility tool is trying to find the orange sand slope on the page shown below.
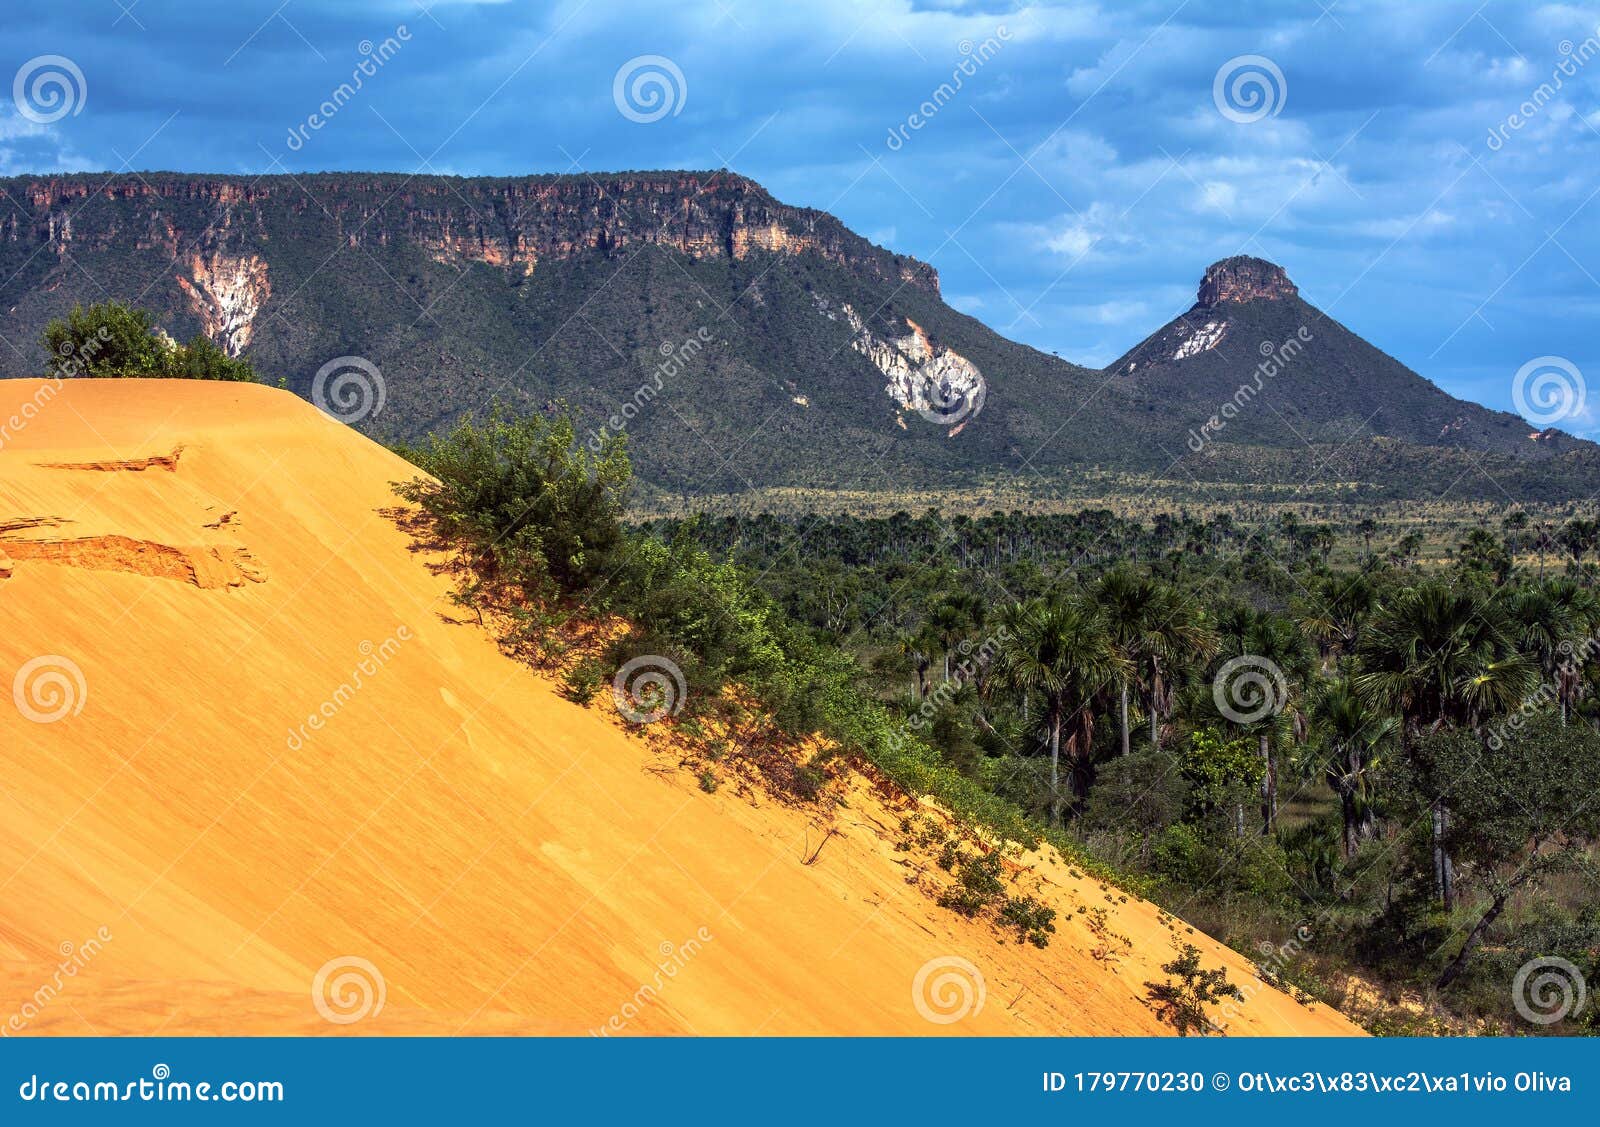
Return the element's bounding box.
[0,379,1359,1036]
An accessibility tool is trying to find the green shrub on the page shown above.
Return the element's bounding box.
[44,301,165,377]
[168,333,259,381]
[791,762,826,802]
[395,405,629,597]
[1000,895,1057,947]
[1146,944,1244,1036]
[559,659,606,705]
[937,852,1005,917]
[42,300,259,381]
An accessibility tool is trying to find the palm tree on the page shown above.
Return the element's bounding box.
[1096,568,1161,758]
[1356,517,1378,561]
[1305,681,1395,858]
[1534,520,1554,581]
[1293,572,1379,665]
[1141,586,1216,752]
[1501,508,1529,563]
[1391,531,1424,569]
[1354,581,1537,908]
[995,596,1127,824]
[1510,579,1600,723]
[897,629,935,700]
[1310,524,1336,565]
[928,599,970,683]
[1356,583,1537,734]
[1458,527,1510,584]
[1557,517,1599,578]
[1213,608,1311,833]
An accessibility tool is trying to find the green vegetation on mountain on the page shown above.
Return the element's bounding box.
[3,173,1594,502]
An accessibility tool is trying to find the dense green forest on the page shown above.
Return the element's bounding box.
[394,405,1600,1036]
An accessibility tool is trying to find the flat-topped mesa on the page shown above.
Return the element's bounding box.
[1196,256,1298,307]
[3,171,942,297]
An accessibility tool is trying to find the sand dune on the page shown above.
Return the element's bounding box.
[0,379,1358,1036]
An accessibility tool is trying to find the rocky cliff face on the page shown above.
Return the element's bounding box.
[1113,257,1296,369]
[177,252,271,356]
[3,171,939,300]
[1196,255,1299,307]
[823,296,984,430]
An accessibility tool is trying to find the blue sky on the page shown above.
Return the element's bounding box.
[4,0,1599,433]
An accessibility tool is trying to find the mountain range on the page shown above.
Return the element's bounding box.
[1,170,1593,502]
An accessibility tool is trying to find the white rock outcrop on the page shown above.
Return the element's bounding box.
[1172,319,1227,359]
[177,252,271,357]
[836,301,985,425]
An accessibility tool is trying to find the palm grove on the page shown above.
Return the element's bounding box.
[658,507,1600,1033]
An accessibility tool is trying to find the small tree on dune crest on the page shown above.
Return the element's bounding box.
[41,300,258,382]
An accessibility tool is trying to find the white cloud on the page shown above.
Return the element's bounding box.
[1197,180,1236,213]
[1080,298,1152,324]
